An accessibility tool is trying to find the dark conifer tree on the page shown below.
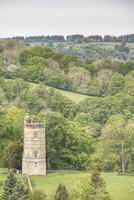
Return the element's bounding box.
[0,171,17,200]
[91,171,105,189]
[90,171,111,200]
[10,181,29,200]
[54,184,70,200]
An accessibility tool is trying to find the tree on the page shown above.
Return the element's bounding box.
[92,115,134,173]
[0,106,25,140]
[91,171,105,190]
[108,73,126,95]
[4,79,29,102]
[15,87,47,113]
[0,88,8,106]
[71,173,111,200]
[90,171,111,200]
[96,69,113,96]
[10,181,29,200]
[48,91,77,118]
[45,112,94,170]
[54,184,70,200]
[68,66,92,94]
[0,106,25,167]
[0,171,17,200]
[2,141,23,170]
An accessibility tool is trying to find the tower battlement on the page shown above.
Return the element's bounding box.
[25,123,44,129]
[22,114,46,175]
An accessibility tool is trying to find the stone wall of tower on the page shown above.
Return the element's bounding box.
[22,122,46,175]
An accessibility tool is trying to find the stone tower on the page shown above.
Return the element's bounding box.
[22,114,46,175]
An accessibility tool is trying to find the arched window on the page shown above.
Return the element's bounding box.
[34,151,38,158]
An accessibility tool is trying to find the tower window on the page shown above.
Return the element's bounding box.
[34,131,38,137]
[34,151,38,158]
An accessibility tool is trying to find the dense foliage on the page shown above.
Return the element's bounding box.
[0,41,134,173]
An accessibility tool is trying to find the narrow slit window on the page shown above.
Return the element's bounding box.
[34,131,38,137]
[34,151,38,158]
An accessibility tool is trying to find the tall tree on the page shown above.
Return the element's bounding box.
[2,141,23,170]
[108,73,126,95]
[10,181,29,200]
[54,184,70,200]
[0,171,17,200]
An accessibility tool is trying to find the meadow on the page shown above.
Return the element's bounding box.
[29,172,134,200]
[54,88,91,103]
[1,170,132,200]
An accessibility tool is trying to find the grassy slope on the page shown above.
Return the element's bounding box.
[54,88,91,103]
[30,172,134,200]
[5,78,91,103]
[30,81,92,103]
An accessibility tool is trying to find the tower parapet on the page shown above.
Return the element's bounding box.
[22,114,46,175]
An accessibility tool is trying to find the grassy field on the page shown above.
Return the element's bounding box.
[0,170,134,200]
[31,81,91,103]
[30,172,134,200]
[54,88,91,103]
[7,78,91,103]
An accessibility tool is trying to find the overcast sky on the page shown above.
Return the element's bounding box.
[0,0,134,37]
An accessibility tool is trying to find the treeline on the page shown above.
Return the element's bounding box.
[2,33,134,43]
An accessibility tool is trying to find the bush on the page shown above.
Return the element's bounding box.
[30,189,47,200]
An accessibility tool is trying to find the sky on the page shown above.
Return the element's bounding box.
[0,0,134,38]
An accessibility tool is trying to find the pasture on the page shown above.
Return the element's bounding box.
[0,169,134,200]
[30,172,134,200]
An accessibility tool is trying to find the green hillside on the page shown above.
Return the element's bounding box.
[0,41,134,199]
[0,42,134,174]
[46,86,91,103]
[48,41,134,61]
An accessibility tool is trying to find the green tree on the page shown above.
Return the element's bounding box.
[0,106,25,140]
[90,171,111,200]
[91,171,105,190]
[92,115,134,173]
[4,79,29,102]
[0,107,25,166]
[10,181,29,200]
[54,184,70,200]
[2,141,23,170]
[0,88,8,106]
[108,73,126,95]
[0,171,17,200]
[45,112,94,170]
[72,173,111,200]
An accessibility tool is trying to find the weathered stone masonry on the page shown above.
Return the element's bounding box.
[22,115,46,175]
